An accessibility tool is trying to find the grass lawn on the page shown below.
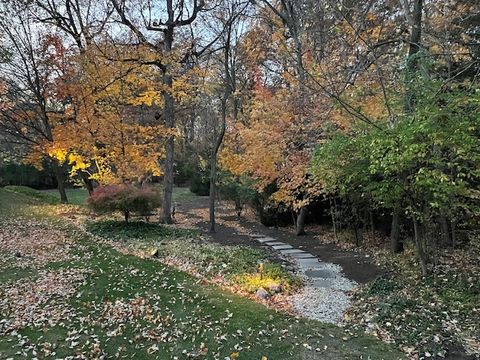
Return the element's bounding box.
[38,186,196,206]
[172,186,199,203]
[42,187,90,205]
[0,188,404,359]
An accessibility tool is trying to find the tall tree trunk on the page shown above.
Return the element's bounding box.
[293,26,310,238]
[369,209,375,243]
[451,221,457,249]
[209,17,234,233]
[404,0,424,112]
[439,215,451,246]
[330,197,338,242]
[162,27,175,224]
[53,160,68,203]
[208,157,217,232]
[413,217,428,277]
[235,195,242,217]
[209,95,228,232]
[296,207,307,236]
[357,227,364,246]
[390,205,403,253]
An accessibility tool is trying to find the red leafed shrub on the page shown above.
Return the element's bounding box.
[88,184,161,222]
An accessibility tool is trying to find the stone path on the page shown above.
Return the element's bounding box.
[251,233,357,324]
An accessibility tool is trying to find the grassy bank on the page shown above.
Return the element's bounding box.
[0,188,404,359]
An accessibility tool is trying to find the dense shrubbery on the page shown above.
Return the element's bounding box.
[218,174,257,214]
[88,184,161,222]
[189,177,210,196]
[0,163,59,189]
[312,82,480,275]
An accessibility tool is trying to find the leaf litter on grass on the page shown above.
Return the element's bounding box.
[0,268,89,332]
[0,218,78,269]
[0,190,404,359]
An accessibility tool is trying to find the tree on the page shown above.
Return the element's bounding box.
[0,5,69,202]
[253,0,311,235]
[46,44,176,186]
[312,79,480,276]
[110,0,207,223]
[208,1,250,232]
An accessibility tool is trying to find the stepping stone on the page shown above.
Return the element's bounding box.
[272,244,293,250]
[295,258,327,270]
[256,237,277,243]
[265,241,286,246]
[304,269,336,278]
[287,252,317,259]
[311,279,332,288]
[279,249,306,255]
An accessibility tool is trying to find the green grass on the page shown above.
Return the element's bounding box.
[86,219,199,240]
[172,186,198,203]
[4,185,61,204]
[41,187,89,205]
[0,188,405,359]
[6,185,197,207]
[86,220,302,294]
[0,265,36,284]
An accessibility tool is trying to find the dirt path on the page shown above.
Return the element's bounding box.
[175,196,384,284]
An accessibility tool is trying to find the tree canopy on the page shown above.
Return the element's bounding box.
[0,0,479,273]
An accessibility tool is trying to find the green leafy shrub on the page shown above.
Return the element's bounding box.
[189,177,209,195]
[218,173,257,210]
[88,184,161,222]
[311,82,480,274]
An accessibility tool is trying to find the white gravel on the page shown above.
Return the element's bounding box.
[289,286,352,323]
[288,262,358,324]
[252,234,359,324]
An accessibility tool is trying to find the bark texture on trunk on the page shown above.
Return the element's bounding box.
[162,135,174,224]
[162,27,175,224]
[439,216,451,246]
[53,161,68,203]
[79,171,94,195]
[208,158,217,233]
[330,197,338,242]
[295,207,307,236]
[390,205,403,253]
[209,94,228,232]
[404,0,424,112]
[413,218,428,277]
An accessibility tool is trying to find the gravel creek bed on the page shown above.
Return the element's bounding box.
[252,233,359,324]
[288,263,357,324]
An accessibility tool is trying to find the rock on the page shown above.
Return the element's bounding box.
[14,251,21,258]
[267,284,282,294]
[150,248,159,258]
[256,288,270,300]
